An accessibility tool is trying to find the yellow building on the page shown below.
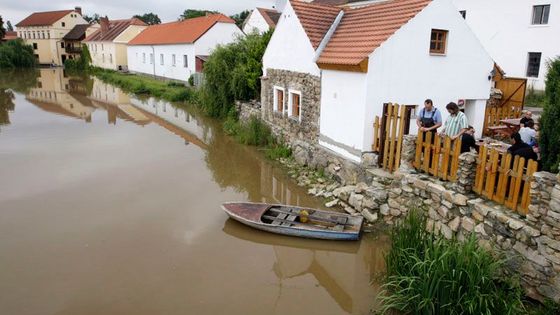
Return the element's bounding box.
[16,7,87,65]
[84,17,147,71]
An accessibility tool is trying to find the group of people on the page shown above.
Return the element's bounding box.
[416,100,540,163]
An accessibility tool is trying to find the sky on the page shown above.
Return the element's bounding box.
[0,0,278,26]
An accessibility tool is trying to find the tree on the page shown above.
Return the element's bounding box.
[133,13,161,25]
[539,57,560,172]
[83,14,101,24]
[179,9,218,20]
[0,39,36,68]
[0,16,5,41]
[230,10,251,28]
[6,21,13,32]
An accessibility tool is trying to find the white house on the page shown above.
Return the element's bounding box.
[242,8,281,34]
[127,14,244,82]
[84,17,147,71]
[452,0,559,91]
[262,0,494,163]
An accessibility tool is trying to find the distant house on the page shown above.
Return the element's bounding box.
[16,7,87,65]
[84,17,147,71]
[62,24,94,60]
[262,0,494,163]
[242,8,281,34]
[1,31,18,42]
[452,0,559,91]
[127,14,243,82]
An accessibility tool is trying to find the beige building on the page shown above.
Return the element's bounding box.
[16,7,88,65]
[84,17,147,71]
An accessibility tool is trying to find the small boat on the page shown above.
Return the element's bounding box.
[222,202,363,241]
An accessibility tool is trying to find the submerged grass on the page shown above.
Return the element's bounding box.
[381,209,526,315]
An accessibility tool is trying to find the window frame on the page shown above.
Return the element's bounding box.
[172,54,176,67]
[183,55,188,68]
[526,52,542,78]
[288,89,302,121]
[459,10,466,19]
[160,53,164,65]
[273,86,285,114]
[429,29,448,55]
[142,53,146,63]
[532,4,551,25]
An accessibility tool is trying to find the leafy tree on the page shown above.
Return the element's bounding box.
[83,14,101,24]
[6,20,13,32]
[539,57,560,172]
[0,16,5,41]
[230,10,251,28]
[179,9,218,20]
[200,31,272,117]
[133,13,161,25]
[64,44,92,71]
[0,39,36,68]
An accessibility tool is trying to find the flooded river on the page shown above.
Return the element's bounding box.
[0,69,388,315]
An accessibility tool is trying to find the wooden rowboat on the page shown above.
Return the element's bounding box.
[221,202,363,241]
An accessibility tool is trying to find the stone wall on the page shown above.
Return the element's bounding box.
[236,100,261,122]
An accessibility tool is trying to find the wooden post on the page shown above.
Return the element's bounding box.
[430,135,441,176]
[393,104,406,171]
[474,146,487,194]
[382,104,393,170]
[483,149,500,199]
[494,153,511,204]
[388,104,399,172]
[449,137,462,182]
[414,132,423,169]
[440,136,452,181]
[520,160,538,214]
[423,132,432,172]
[373,116,380,152]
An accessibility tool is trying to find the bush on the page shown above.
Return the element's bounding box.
[64,45,92,72]
[265,143,292,160]
[0,39,36,68]
[200,31,272,118]
[539,57,560,172]
[381,209,525,315]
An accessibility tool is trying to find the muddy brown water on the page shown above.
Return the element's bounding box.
[0,69,389,315]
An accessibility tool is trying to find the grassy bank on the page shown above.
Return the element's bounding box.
[92,68,198,104]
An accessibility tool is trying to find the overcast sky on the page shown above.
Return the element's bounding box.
[1,0,278,26]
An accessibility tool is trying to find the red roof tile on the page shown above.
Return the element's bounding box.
[256,8,281,28]
[85,18,146,42]
[317,0,431,66]
[16,10,75,27]
[2,31,18,41]
[128,14,236,46]
[290,0,342,49]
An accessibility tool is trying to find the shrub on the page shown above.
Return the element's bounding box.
[235,116,274,146]
[0,39,36,68]
[539,57,560,172]
[63,45,92,72]
[381,209,525,315]
[265,143,292,160]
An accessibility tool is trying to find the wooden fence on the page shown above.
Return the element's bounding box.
[483,71,526,135]
[413,131,462,182]
[473,145,539,214]
[372,103,406,173]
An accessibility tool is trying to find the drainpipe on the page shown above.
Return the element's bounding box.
[151,46,156,78]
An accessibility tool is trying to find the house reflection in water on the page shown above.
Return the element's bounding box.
[26,69,95,122]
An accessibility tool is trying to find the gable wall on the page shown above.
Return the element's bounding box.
[242,10,271,34]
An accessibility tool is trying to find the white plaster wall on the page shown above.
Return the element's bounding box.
[127,44,195,81]
[319,70,368,162]
[453,0,560,90]
[262,1,321,77]
[194,22,244,56]
[88,42,119,70]
[362,0,493,150]
[243,10,271,34]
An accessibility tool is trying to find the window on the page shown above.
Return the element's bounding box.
[109,54,113,64]
[41,31,45,39]
[273,87,285,113]
[527,52,542,77]
[143,53,146,63]
[183,55,188,67]
[32,32,36,39]
[172,54,176,66]
[430,29,448,54]
[101,44,104,51]
[532,5,550,25]
[150,53,154,64]
[289,90,301,119]
[459,10,466,19]
[61,42,65,48]
[47,32,50,39]
[62,22,65,27]
[160,54,164,65]
[33,43,38,50]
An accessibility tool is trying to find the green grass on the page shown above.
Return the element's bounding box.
[525,87,546,108]
[92,68,199,103]
[380,209,526,315]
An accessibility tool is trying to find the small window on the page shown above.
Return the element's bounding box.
[47,32,50,39]
[289,91,301,119]
[172,54,176,66]
[109,54,113,64]
[62,22,65,27]
[430,29,448,54]
[532,5,550,25]
[101,44,104,51]
[143,53,146,63]
[183,55,188,67]
[61,42,65,48]
[33,43,38,50]
[160,54,164,65]
[102,54,105,63]
[274,87,285,113]
[527,52,542,77]
[150,53,154,64]
[459,10,466,19]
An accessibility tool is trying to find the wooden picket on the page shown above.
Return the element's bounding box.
[413,131,461,182]
[473,145,538,214]
[372,103,407,173]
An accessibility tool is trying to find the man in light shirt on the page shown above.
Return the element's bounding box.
[440,102,469,140]
[519,120,537,146]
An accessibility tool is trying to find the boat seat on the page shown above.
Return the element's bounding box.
[282,214,298,226]
[272,213,289,226]
[335,216,348,225]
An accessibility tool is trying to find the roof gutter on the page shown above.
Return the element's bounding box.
[314,9,344,62]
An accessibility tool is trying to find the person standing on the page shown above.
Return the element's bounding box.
[416,99,442,135]
[440,102,469,140]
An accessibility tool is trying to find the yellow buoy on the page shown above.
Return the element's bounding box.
[299,210,309,223]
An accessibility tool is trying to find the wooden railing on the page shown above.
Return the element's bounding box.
[372,103,407,173]
[483,106,522,134]
[413,131,462,182]
[473,145,538,214]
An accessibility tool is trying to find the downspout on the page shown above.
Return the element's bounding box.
[151,45,156,78]
[313,9,344,62]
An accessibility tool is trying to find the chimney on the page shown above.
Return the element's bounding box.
[100,17,109,32]
[74,6,82,15]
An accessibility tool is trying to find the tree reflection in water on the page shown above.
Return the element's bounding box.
[0,69,39,126]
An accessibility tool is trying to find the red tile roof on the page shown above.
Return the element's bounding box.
[312,0,366,5]
[85,18,146,42]
[128,14,236,46]
[291,0,342,49]
[317,0,431,66]
[256,8,281,28]
[2,31,18,41]
[16,10,75,27]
